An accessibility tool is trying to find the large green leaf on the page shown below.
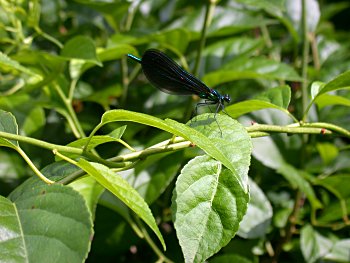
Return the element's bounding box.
[172,155,249,263]
[225,85,292,119]
[76,159,166,250]
[1,183,92,263]
[171,114,251,262]
[187,113,252,190]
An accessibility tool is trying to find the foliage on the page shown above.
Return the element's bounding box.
[1,0,350,262]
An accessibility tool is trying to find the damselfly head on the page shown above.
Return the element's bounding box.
[223,94,231,103]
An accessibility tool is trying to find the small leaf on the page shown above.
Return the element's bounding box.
[300,225,334,263]
[309,70,350,109]
[315,94,350,109]
[71,44,137,77]
[61,36,102,66]
[76,159,166,250]
[0,51,42,79]
[108,125,127,139]
[62,125,128,160]
[0,110,19,148]
[255,85,291,108]
[311,81,325,100]
[172,155,249,263]
[226,85,292,118]
[1,183,93,263]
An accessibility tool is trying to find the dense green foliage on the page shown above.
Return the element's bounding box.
[1,1,350,262]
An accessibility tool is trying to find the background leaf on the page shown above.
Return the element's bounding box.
[0,183,93,263]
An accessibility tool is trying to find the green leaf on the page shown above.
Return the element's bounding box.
[70,44,137,78]
[237,178,272,239]
[0,51,42,79]
[203,57,301,87]
[61,36,102,66]
[76,159,166,250]
[21,106,45,136]
[0,110,19,148]
[314,174,350,199]
[300,225,334,263]
[311,81,325,100]
[108,125,127,139]
[172,155,249,263]
[225,85,292,118]
[98,110,251,192]
[1,183,92,263]
[315,94,350,109]
[316,143,339,165]
[187,114,252,191]
[61,125,128,159]
[324,239,350,262]
[317,196,350,223]
[309,70,350,111]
